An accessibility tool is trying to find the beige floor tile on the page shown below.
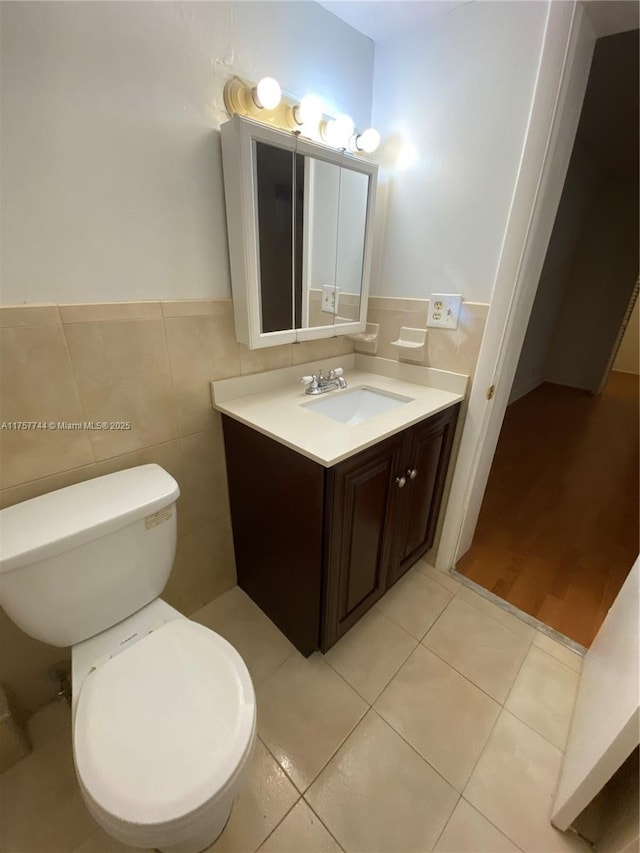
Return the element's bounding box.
[259,800,342,853]
[27,698,71,750]
[533,632,584,673]
[375,645,500,791]
[306,710,458,853]
[505,646,580,750]
[0,730,97,853]
[454,586,536,642]
[324,608,416,702]
[416,561,462,594]
[376,567,454,639]
[434,798,520,852]
[191,587,295,687]
[210,739,299,853]
[257,653,367,792]
[423,598,530,702]
[465,711,590,852]
[72,828,148,852]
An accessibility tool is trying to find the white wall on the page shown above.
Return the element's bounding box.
[371,1,548,304]
[0,1,373,305]
[613,296,639,375]
[553,559,639,829]
[545,180,639,391]
[509,150,597,403]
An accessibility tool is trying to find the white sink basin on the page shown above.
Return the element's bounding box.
[303,386,413,425]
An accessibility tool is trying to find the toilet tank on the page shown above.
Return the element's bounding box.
[0,465,180,647]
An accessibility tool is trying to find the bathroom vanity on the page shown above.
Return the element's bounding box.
[218,118,464,654]
[212,356,465,654]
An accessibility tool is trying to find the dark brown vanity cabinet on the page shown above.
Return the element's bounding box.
[222,402,459,656]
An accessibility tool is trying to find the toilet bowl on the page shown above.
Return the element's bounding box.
[0,464,256,853]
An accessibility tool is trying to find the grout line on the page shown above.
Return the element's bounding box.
[459,706,504,801]
[410,640,507,707]
[500,631,539,713]
[368,706,462,798]
[419,600,526,706]
[258,667,370,798]
[430,792,463,851]
[158,310,181,442]
[59,315,163,325]
[451,581,538,646]
[501,640,578,756]
[530,642,583,676]
[499,706,567,756]
[460,796,526,852]
[414,560,463,595]
[301,797,347,852]
[451,569,587,654]
[58,312,97,465]
[252,803,300,852]
[322,607,418,704]
[254,736,304,812]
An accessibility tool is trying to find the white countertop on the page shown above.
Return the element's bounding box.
[211,354,467,467]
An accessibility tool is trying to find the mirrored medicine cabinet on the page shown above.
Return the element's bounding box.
[220,115,378,349]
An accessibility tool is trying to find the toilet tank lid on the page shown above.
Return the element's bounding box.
[0,465,179,575]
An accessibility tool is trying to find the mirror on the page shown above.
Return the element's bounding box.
[221,116,377,349]
[304,159,369,330]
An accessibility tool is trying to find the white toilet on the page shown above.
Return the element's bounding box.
[0,464,256,853]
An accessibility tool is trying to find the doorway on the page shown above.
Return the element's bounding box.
[456,28,639,647]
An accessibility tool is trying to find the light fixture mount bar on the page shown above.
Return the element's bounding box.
[222,75,379,155]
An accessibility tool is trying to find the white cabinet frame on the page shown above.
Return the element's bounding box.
[220,115,377,350]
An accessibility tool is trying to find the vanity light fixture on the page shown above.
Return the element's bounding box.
[223,75,379,156]
[351,128,381,154]
[321,113,355,149]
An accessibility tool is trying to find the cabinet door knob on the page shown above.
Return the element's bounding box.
[407,468,418,480]
[395,475,407,488]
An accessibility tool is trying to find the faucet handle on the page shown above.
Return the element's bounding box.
[327,366,343,379]
[301,374,317,385]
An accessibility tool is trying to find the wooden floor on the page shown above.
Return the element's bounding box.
[457,371,639,647]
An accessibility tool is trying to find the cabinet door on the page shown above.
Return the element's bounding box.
[387,405,460,588]
[323,434,405,650]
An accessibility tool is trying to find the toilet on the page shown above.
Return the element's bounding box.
[0,464,256,853]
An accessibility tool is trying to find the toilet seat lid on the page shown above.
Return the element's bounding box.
[74,619,255,826]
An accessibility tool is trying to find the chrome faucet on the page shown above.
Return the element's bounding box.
[301,367,348,395]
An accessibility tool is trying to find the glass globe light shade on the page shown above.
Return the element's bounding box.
[253,77,282,110]
[357,128,380,153]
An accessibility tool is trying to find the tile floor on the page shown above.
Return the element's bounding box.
[0,560,589,853]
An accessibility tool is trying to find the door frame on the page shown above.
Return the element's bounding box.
[435,0,597,570]
[595,277,640,395]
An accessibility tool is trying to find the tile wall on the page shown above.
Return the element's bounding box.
[366,297,489,377]
[0,299,354,716]
[0,295,488,717]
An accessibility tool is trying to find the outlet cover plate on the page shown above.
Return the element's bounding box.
[427,293,462,329]
[322,285,339,314]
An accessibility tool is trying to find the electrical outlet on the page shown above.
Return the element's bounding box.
[427,293,462,329]
[321,285,339,314]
